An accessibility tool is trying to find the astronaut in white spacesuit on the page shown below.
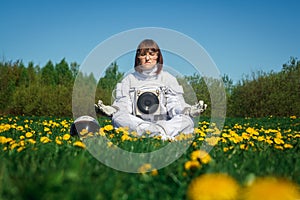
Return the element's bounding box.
[96,39,207,140]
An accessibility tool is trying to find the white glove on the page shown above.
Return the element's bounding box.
[95,100,118,116]
[184,100,207,118]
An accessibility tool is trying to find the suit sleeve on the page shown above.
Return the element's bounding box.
[164,72,191,117]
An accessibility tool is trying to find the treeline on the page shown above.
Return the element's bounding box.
[0,59,79,116]
[0,57,299,117]
[228,57,300,117]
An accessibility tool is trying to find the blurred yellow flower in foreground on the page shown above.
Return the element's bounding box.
[187,173,240,200]
[242,177,300,200]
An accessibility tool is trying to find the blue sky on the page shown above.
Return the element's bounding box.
[1,0,299,82]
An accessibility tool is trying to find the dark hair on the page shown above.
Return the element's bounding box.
[134,39,163,74]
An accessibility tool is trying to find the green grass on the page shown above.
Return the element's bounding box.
[0,115,299,199]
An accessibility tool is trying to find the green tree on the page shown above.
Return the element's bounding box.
[41,60,56,86]
[70,62,79,79]
[27,61,38,85]
[55,58,73,86]
[96,62,124,105]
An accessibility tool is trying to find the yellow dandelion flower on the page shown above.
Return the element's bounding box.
[184,160,201,170]
[97,128,106,136]
[194,128,206,137]
[104,124,114,132]
[213,127,221,135]
[44,127,50,132]
[115,126,129,134]
[274,138,284,145]
[264,129,277,134]
[223,147,229,152]
[222,133,231,138]
[10,143,19,150]
[283,143,293,149]
[107,141,114,147]
[240,144,247,150]
[17,146,25,152]
[248,141,254,146]
[79,128,88,136]
[19,140,25,146]
[290,115,297,119]
[284,129,291,133]
[192,142,198,147]
[275,132,282,139]
[25,132,33,138]
[27,139,36,144]
[223,146,234,152]
[187,173,240,200]
[190,150,211,164]
[0,124,9,132]
[63,133,71,141]
[19,135,25,140]
[175,133,194,141]
[3,137,13,144]
[205,128,215,133]
[40,136,52,143]
[242,177,300,200]
[73,141,86,148]
[233,124,243,129]
[16,125,24,131]
[274,145,284,150]
[242,132,250,140]
[55,137,63,145]
[265,139,273,145]
[205,136,220,146]
[229,135,243,144]
[220,137,227,143]
[138,163,152,174]
[121,134,132,141]
[246,127,259,136]
[257,136,265,141]
[151,169,158,176]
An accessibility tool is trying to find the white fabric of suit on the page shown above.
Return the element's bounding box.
[112,66,194,139]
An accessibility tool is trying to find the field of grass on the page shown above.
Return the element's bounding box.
[0,115,300,200]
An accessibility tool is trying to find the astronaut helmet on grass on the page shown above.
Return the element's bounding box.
[70,115,100,137]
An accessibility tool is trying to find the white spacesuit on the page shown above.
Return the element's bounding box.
[112,65,195,138]
[96,66,207,140]
[95,39,207,140]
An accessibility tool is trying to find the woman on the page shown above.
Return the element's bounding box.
[96,39,206,139]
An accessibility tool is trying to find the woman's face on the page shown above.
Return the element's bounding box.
[138,50,158,70]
